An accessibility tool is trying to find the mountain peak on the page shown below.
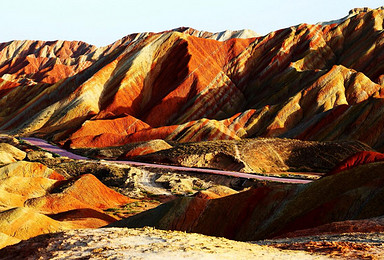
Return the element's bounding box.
[174,27,259,41]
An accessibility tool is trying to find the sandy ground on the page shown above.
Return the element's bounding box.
[0,227,330,260]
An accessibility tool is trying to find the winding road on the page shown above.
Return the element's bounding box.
[22,137,313,184]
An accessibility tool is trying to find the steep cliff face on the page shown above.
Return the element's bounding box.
[0,8,383,150]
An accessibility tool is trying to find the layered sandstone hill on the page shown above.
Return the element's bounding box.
[0,8,383,150]
[0,142,133,249]
[326,150,384,175]
[109,160,384,241]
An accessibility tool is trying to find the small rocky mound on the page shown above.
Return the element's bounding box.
[26,150,53,161]
[0,134,19,146]
[0,207,71,240]
[24,174,132,214]
[0,227,326,259]
[119,139,173,159]
[48,208,119,228]
[195,185,238,199]
[349,7,373,15]
[326,151,384,176]
[0,161,65,180]
[0,143,26,165]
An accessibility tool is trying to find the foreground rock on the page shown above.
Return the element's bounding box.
[277,216,384,238]
[0,227,327,259]
[0,143,26,165]
[0,207,71,240]
[0,233,20,250]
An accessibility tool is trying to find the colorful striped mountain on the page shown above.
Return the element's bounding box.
[0,8,383,152]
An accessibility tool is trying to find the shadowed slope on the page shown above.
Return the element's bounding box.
[327,151,384,176]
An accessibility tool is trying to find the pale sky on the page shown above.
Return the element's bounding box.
[2,0,383,46]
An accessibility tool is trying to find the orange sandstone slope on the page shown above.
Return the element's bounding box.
[0,8,384,149]
[0,144,134,248]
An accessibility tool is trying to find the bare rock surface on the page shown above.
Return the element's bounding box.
[0,143,25,165]
[0,233,20,250]
[26,150,53,161]
[0,227,329,260]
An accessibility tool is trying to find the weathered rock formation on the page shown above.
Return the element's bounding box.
[0,8,383,151]
[132,138,371,173]
[0,143,25,165]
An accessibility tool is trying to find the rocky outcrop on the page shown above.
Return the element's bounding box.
[118,139,173,159]
[132,138,371,173]
[195,185,238,199]
[176,27,259,41]
[0,207,71,240]
[0,143,25,165]
[0,161,64,180]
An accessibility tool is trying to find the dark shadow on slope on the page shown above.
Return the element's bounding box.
[138,38,193,126]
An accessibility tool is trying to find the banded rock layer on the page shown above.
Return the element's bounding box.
[0,142,133,249]
[0,8,384,150]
